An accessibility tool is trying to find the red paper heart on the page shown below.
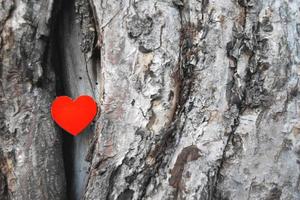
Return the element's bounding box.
[51,96,97,136]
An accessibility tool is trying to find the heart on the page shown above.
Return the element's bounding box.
[51,96,97,136]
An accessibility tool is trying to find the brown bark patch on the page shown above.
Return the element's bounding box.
[169,145,201,190]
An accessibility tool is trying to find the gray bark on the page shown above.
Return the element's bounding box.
[0,0,65,199]
[1,0,300,200]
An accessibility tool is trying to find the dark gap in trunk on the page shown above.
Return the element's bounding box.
[50,0,75,199]
[50,0,97,199]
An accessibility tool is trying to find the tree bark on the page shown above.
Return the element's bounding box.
[1,0,300,200]
[0,0,66,199]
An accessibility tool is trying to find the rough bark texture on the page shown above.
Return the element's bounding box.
[0,0,66,199]
[1,0,300,200]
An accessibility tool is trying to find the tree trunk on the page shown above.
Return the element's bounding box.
[0,0,66,199]
[1,0,300,200]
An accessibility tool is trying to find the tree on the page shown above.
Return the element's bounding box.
[1,0,300,199]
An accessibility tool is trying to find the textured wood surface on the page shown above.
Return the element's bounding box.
[0,0,65,199]
[1,0,300,200]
